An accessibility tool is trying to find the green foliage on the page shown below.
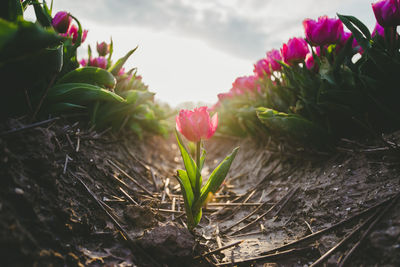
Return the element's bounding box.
[216,13,400,149]
[0,1,169,139]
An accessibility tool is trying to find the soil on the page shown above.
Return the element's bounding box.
[0,117,399,266]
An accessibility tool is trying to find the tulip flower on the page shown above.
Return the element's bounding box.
[372,22,385,37]
[303,16,344,46]
[90,57,107,69]
[175,107,238,230]
[176,107,217,143]
[61,24,88,44]
[266,49,282,71]
[232,76,259,95]
[52,11,71,33]
[218,91,234,102]
[253,58,271,78]
[305,53,317,71]
[281,37,309,65]
[97,41,110,56]
[79,58,88,67]
[372,0,400,27]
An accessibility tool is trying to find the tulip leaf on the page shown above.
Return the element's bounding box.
[175,130,197,190]
[0,0,23,22]
[176,170,196,229]
[108,46,138,76]
[46,83,125,104]
[57,67,117,89]
[337,13,371,51]
[192,147,239,213]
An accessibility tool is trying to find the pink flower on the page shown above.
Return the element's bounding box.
[176,107,218,142]
[266,49,282,71]
[372,22,385,37]
[90,57,107,69]
[118,67,126,76]
[303,16,344,46]
[97,41,110,56]
[305,53,317,70]
[281,37,309,65]
[52,11,71,33]
[232,76,259,95]
[372,0,400,27]
[79,58,88,66]
[253,58,271,78]
[61,24,88,44]
[337,32,363,53]
[218,91,234,102]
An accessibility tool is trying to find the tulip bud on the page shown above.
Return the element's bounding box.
[97,41,110,56]
[52,11,71,33]
[372,0,400,27]
[79,58,88,67]
[281,37,309,65]
[303,16,344,46]
[253,59,271,78]
[90,57,107,69]
[305,53,317,71]
[266,49,282,71]
[176,107,218,142]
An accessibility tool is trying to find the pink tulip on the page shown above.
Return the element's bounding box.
[176,107,218,142]
[90,57,107,69]
[218,91,234,102]
[253,58,271,78]
[303,16,344,46]
[266,49,282,71]
[79,58,88,66]
[336,32,363,53]
[97,41,110,56]
[232,76,259,95]
[372,0,400,27]
[118,67,126,76]
[372,22,385,37]
[61,24,88,44]
[305,53,317,71]
[281,37,309,65]
[52,11,71,33]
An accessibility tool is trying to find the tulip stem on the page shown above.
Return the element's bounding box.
[195,141,201,199]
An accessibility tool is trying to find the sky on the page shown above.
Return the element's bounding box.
[28,0,376,106]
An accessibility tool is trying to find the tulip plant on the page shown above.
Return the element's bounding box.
[0,0,168,138]
[215,0,400,148]
[175,107,239,230]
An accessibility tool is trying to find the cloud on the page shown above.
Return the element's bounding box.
[54,0,376,61]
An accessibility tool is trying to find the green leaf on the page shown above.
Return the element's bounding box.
[45,102,86,113]
[192,147,239,213]
[45,83,125,104]
[176,170,196,229]
[32,0,52,27]
[57,67,117,89]
[175,130,197,190]
[108,46,138,76]
[0,18,62,61]
[337,13,371,51]
[0,0,23,22]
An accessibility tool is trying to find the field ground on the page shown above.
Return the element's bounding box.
[0,118,399,266]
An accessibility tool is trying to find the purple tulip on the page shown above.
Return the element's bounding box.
[303,16,344,46]
[253,58,271,78]
[281,37,309,65]
[266,49,282,71]
[372,0,400,27]
[79,58,88,67]
[90,57,107,69]
[52,11,71,33]
[60,24,88,44]
[97,41,110,56]
[305,53,317,71]
[372,22,385,37]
